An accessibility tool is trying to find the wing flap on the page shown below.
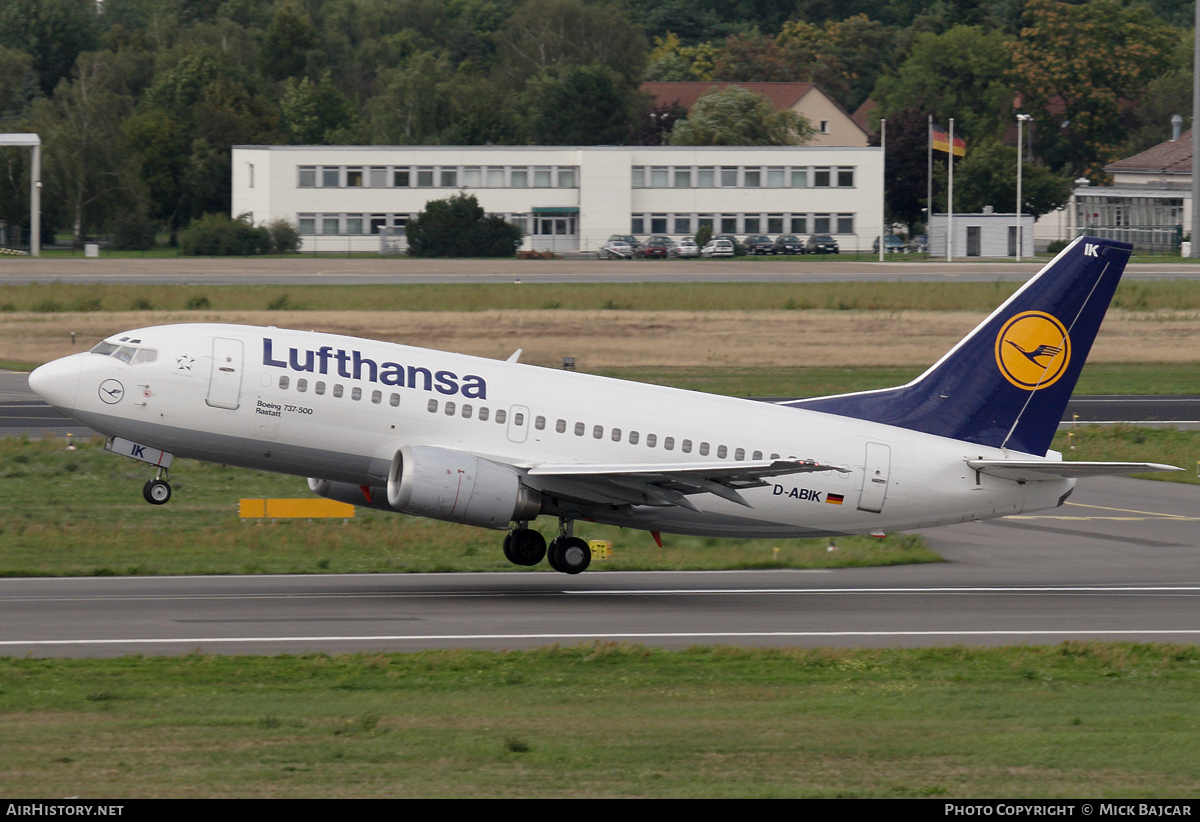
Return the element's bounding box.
[967,459,1182,482]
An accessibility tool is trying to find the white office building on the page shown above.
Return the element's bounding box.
[231,145,883,254]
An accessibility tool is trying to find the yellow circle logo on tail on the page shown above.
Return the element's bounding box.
[995,311,1071,390]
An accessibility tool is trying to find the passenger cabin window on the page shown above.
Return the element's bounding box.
[717,445,727,459]
[390,393,400,406]
[372,390,382,404]
[279,376,289,389]
[333,384,344,398]
[535,416,546,430]
[699,442,710,456]
[513,412,524,426]
[496,409,506,424]
[445,402,456,415]
[629,431,640,445]
[682,439,692,453]
[646,434,657,448]
[556,419,566,433]
[593,425,603,439]
[479,407,489,421]
[351,387,362,401]
[575,422,585,436]
[462,404,473,418]
[297,379,308,392]
[611,428,622,442]
[428,399,438,412]
[664,437,675,450]
[315,381,325,395]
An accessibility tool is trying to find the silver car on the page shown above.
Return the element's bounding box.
[670,238,700,258]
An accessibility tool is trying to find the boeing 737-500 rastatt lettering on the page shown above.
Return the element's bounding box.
[28,237,1179,573]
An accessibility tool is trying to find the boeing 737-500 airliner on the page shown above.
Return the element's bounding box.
[28,237,1178,573]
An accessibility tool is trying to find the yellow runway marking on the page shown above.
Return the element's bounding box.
[1009,502,1200,522]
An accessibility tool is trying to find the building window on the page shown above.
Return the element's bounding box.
[487,167,505,187]
[298,215,315,234]
[631,167,645,187]
[767,167,785,187]
[322,167,339,187]
[558,167,576,187]
[814,168,831,187]
[819,120,829,134]
[346,216,363,235]
[720,167,738,187]
[346,168,363,187]
[440,169,457,187]
[674,169,691,188]
[462,167,481,187]
[631,215,645,234]
[744,168,761,187]
[414,168,432,187]
[651,215,667,234]
[370,215,387,234]
[369,167,387,187]
[744,216,760,233]
[768,215,783,234]
[298,166,315,187]
[674,216,692,234]
[322,216,339,234]
[837,214,855,234]
[838,168,854,187]
[698,215,713,232]
[534,167,552,187]
[394,168,410,187]
[814,214,831,233]
[650,167,669,187]
[790,215,807,234]
[721,216,738,234]
[697,167,714,187]
[791,168,807,187]
[511,168,528,187]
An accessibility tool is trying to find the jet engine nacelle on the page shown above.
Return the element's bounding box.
[386,444,542,529]
[307,478,393,511]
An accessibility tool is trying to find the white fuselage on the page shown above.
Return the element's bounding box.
[34,323,1072,539]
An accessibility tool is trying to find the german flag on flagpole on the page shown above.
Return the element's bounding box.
[931,127,966,157]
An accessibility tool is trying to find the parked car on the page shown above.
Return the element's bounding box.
[872,234,908,254]
[700,238,735,257]
[716,234,745,255]
[744,235,776,255]
[599,240,634,259]
[670,238,700,258]
[908,234,928,253]
[634,238,672,259]
[645,235,673,246]
[805,234,839,254]
[773,234,805,254]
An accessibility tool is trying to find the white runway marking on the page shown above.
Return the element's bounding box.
[6,629,1200,648]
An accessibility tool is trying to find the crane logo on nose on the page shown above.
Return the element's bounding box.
[98,379,125,404]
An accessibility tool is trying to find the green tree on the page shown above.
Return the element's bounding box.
[407,193,522,258]
[29,53,137,247]
[669,85,813,146]
[1010,0,1177,179]
[366,52,453,145]
[872,107,935,234]
[0,0,98,96]
[260,1,318,82]
[0,45,35,123]
[522,64,637,145]
[949,138,1072,219]
[281,72,358,145]
[872,25,1014,144]
[496,0,648,87]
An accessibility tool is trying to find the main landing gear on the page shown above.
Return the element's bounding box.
[504,518,591,575]
[142,467,172,505]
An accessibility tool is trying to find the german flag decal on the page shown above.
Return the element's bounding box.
[826,493,844,505]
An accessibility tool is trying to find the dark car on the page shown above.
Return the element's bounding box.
[805,234,839,254]
[773,234,805,255]
[908,234,929,253]
[634,238,672,259]
[743,235,775,255]
[872,234,907,254]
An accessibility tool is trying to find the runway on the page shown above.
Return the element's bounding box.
[1,476,1197,657]
[3,256,1200,284]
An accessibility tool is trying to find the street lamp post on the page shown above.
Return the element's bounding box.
[1016,114,1033,261]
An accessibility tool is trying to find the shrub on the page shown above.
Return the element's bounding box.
[1046,240,1068,255]
[407,193,522,258]
[178,213,270,256]
[111,213,159,251]
[266,219,301,254]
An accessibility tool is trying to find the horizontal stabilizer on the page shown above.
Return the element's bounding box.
[966,459,1182,482]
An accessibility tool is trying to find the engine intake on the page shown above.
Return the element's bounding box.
[386,445,542,529]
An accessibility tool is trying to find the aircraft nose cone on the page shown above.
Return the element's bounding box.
[28,355,82,410]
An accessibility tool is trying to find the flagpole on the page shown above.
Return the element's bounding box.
[948,118,955,262]
[879,118,886,262]
[927,114,933,255]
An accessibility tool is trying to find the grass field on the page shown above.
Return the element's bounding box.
[2,643,1199,797]
[5,279,1200,313]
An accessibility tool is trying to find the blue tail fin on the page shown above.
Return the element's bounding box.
[786,236,1132,456]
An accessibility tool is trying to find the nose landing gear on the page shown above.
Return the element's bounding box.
[142,468,171,505]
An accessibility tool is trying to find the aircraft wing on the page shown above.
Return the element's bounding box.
[966,459,1182,482]
[525,459,848,510]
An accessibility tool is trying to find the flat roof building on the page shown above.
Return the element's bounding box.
[232,145,883,254]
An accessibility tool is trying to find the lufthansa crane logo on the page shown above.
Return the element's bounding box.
[995,311,1071,390]
[98,379,125,404]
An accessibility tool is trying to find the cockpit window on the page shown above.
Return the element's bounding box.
[90,341,158,364]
